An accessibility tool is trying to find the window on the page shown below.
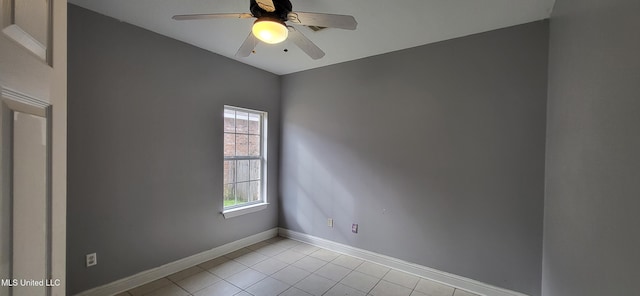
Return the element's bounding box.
[223,106,267,217]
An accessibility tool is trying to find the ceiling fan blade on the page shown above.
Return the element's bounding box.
[235,32,259,58]
[287,27,325,60]
[172,13,253,21]
[287,12,357,30]
[256,0,276,12]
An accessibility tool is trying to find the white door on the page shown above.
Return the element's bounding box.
[0,0,66,295]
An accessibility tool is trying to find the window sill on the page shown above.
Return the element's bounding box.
[222,203,269,219]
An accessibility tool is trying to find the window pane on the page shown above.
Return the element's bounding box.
[236,134,249,156]
[250,160,261,181]
[237,160,250,182]
[223,160,236,184]
[248,135,260,156]
[236,182,249,204]
[248,113,261,134]
[236,111,249,133]
[223,107,267,210]
[223,184,236,207]
[249,181,261,202]
[224,110,236,133]
[224,133,235,157]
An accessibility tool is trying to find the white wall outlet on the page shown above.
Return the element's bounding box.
[352,223,358,233]
[328,218,334,227]
[86,253,97,267]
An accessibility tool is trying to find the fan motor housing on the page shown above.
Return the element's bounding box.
[250,0,292,20]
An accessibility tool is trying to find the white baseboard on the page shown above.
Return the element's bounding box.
[75,228,279,296]
[278,228,529,296]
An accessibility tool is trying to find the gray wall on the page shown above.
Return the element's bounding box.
[543,0,640,295]
[67,5,280,294]
[280,22,548,296]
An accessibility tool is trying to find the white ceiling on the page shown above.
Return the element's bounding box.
[68,0,556,75]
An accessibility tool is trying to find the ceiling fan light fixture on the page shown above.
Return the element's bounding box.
[252,18,288,44]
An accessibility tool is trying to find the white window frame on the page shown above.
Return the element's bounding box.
[222,105,268,219]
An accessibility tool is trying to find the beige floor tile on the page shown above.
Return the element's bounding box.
[314,263,351,282]
[226,268,266,289]
[292,256,327,273]
[207,260,247,279]
[279,287,313,296]
[122,239,482,296]
[290,243,320,255]
[271,265,311,285]
[308,249,340,262]
[331,255,364,270]
[247,240,272,251]
[323,283,367,296]
[129,278,173,296]
[339,271,379,293]
[355,262,389,278]
[175,271,221,293]
[294,274,336,296]
[193,280,241,296]
[274,250,306,264]
[146,283,189,296]
[414,278,455,296]
[382,269,419,289]
[244,277,290,296]
[252,257,289,275]
[167,265,205,282]
[269,238,301,249]
[369,280,412,296]
[265,236,285,244]
[253,243,289,257]
[198,256,229,270]
[234,251,269,266]
[224,248,252,259]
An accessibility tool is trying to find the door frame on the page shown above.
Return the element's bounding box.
[0,0,66,294]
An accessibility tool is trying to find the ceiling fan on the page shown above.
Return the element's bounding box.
[172,0,357,60]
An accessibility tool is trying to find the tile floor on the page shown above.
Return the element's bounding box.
[115,236,479,296]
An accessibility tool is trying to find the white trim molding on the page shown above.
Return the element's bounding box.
[278,228,529,296]
[74,228,279,296]
[222,202,268,219]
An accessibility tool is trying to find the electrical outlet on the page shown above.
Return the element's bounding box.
[352,223,358,233]
[86,253,97,267]
[328,218,334,227]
